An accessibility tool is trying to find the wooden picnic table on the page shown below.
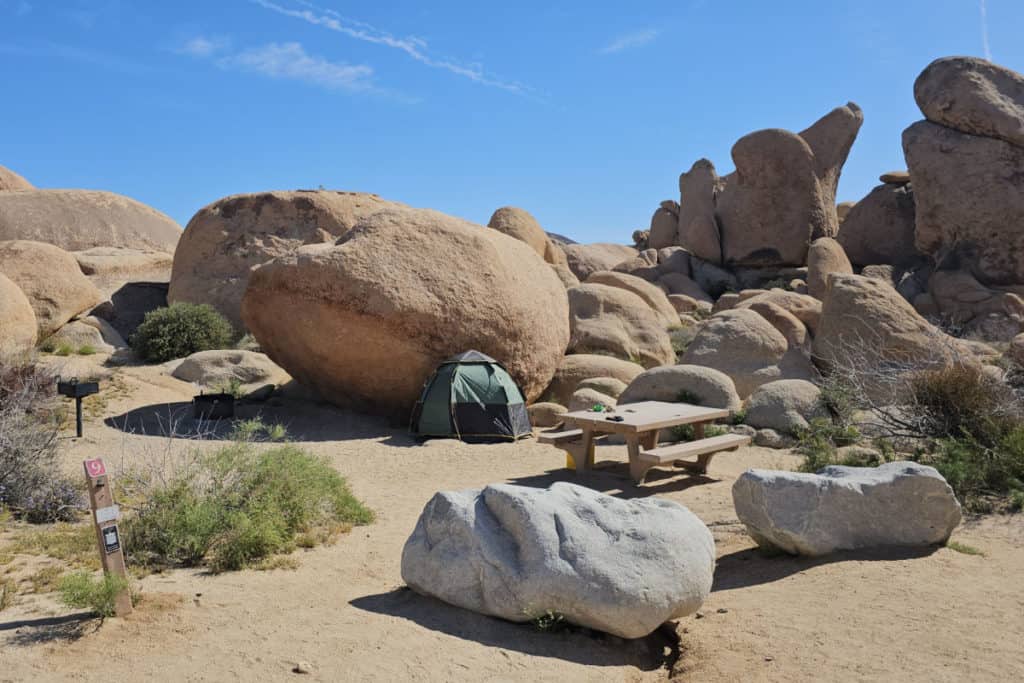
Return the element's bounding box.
[550,400,749,484]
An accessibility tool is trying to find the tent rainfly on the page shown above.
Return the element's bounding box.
[410,350,532,441]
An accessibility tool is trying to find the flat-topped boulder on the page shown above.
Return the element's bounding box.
[732,462,962,556]
[402,482,715,639]
[0,189,181,253]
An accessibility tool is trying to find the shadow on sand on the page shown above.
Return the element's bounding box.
[0,613,101,646]
[104,399,421,446]
[350,588,676,670]
[713,545,941,592]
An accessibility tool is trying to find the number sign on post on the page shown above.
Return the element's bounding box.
[82,458,133,617]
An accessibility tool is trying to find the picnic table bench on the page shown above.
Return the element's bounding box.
[539,400,750,484]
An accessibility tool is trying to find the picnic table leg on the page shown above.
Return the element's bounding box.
[576,428,595,472]
[640,429,659,450]
[626,433,648,484]
[675,420,712,474]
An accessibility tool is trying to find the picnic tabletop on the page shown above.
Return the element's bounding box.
[561,400,730,435]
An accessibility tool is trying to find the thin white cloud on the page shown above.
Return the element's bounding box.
[217,42,374,93]
[600,28,659,55]
[980,0,992,60]
[249,0,528,95]
[176,35,230,58]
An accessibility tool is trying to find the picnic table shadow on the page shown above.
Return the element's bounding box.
[505,456,718,500]
[0,612,101,646]
[350,588,676,670]
[104,400,420,446]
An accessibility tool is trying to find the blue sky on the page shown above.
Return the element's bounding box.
[0,1,1020,243]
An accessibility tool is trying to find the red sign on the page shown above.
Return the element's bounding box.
[84,458,106,478]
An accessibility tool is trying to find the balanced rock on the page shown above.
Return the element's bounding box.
[171,190,402,330]
[618,364,741,412]
[401,482,715,639]
[903,120,1024,285]
[0,273,36,354]
[171,350,290,394]
[717,103,863,266]
[545,354,645,406]
[0,240,104,338]
[879,170,910,185]
[914,56,1024,146]
[560,243,637,281]
[567,284,675,368]
[806,238,853,300]
[682,309,817,398]
[0,164,32,192]
[743,379,827,435]
[242,207,569,418]
[0,190,181,253]
[586,271,679,327]
[732,462,962,556]
[836,183,920,267]
[647,205,680,250]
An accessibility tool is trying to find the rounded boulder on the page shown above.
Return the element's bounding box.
[0,273,37,354]
[241,207,569,418]
[744,379,828,435]
[619,364,741,412]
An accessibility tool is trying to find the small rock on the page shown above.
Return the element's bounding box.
[293,661,313,674]
[765,656,774,662]
[695,611,705,619]
[716,608,729,614]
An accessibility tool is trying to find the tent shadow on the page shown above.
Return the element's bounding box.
[349,588,675,671]
[0,613,101,646]
[713,545,942,592]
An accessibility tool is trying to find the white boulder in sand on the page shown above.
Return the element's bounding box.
[171,350,290,393]
[401,482,715,639]
[732,462,962,556]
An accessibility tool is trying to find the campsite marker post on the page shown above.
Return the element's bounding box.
[83,458,133,617]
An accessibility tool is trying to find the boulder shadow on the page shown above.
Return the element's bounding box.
[504,455,718,500]
[350,588,675,671]
[104,399,420,445]
[712,545,942,592]
[0,612,101,646]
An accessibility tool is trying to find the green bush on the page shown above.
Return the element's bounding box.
[796,418,863,472]
[58,571,130,617]
[924,427,1024,508]
[124,442,373,573]
[131,303,234,363]
[910,364,1018,448]
[76,344,97,356]
[670,423,728,442]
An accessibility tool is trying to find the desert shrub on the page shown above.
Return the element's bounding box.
[230,417,288,442]
[131,303,234,363]
[909,364,1018,448]
[671,423,728,442]
[795,418,862,472]
[58,571,131,617]
[123,441,373,572]
[215,377,245,399]
[76,344,97,356]
[924,427,1024,507]
[676,390,702,405]
[235,333,261,352]
[0,359,82,522]
[54,343,73,357]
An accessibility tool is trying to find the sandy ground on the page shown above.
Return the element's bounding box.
[1,360,1023,682]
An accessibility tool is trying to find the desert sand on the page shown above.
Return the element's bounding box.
[1,360,1023,682]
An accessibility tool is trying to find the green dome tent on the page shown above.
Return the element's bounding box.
[410,350,532,441]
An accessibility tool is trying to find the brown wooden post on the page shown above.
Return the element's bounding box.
[83,458,133,617]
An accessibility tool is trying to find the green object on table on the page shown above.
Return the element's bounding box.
[592,404,605,412]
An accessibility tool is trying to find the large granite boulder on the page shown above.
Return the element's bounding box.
[0,240,104,338]
[743,379,828,435]
[806,237,853,300]
[170,350,290,393]
[618,364,742,412]
[836,183,920,267]
[647,203,679,250]
[914,56,1024,147]
[0,165,32,192]
[401,482,715,639]
[677,159,723,264]
[732,462,962,556]
[735,289,822,336]
[0,189,181,253]
[717,103,863,266]
[586,271,679,327]
[0,273,36,354]
[903,120,1024,286]
[813,274,959,371]
[567,284,675,368]
[545,354,645,406]
[42,317,127,355]
[559,243,638,281]
[171,190,402,330]
[241,207,569,418]
[681,309,817,398]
